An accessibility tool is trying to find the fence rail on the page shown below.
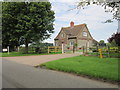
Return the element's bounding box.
[87,46,120,58]
[48,46,62,53]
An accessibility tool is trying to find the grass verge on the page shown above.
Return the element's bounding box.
[40,56,119,82]
[88,52,119,58]
[1,52,62,57]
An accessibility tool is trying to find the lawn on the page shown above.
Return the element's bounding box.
[41,56,119,82]
[88,52,119,57]
[1,52,62,57]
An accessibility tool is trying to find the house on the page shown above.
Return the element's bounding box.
[54,21,97,51]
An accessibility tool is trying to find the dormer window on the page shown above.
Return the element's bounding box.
[83,32,87,37]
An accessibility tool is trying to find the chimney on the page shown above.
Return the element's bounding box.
[70,21,74,27]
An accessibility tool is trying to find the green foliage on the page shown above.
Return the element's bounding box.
[98,40,106,47]
[42,56,119,81]
[2,2,55,53]
[74,43,77,47]
[19,46,48,54]
[106,43,111,46]
[30,42,53,53]
[108,32,120,46]
[110,39,118,47]
[30,42,53,48]
[99,40,104,43]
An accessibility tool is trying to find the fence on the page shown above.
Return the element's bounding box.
[48,46,62,54]
[19,47,48,54]
[64,45,119,58]
[87,46,120,58]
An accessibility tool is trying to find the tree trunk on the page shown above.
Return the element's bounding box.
[25,39,28,54]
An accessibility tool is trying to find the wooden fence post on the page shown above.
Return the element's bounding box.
[62,44,64,54]
[86,43,87,54]
[48,47,49,54]
[83,46,85,55]
[55,47,56,53]
[96,45,99,56]
[108,46,110,58]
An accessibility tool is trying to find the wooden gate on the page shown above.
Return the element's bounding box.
[48,46,62,53]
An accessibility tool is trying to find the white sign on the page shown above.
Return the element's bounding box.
[3,49,8,52]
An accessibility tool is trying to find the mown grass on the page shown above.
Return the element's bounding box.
[88,52,119,57]
[41,56,119,82]
[1,51,62,57]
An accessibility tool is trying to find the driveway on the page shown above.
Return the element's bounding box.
[3,53,80,66]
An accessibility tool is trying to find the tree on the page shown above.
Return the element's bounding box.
[2,2,20,51]
[0,2,1,36]
[98,40,106,47]
[2,2,55,53]
[108,32,120,46]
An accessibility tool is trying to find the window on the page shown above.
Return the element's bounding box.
[83,32,87,36]
[55,41,58,46]
[61,33,64,37]
[70,41,74,46]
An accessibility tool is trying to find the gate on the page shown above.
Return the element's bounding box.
[48,46,62,53]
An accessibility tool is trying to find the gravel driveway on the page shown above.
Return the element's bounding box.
[3,53,80,66]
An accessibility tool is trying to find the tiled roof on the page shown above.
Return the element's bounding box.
[55,24,86,40]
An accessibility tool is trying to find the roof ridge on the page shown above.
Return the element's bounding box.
[62,23,86,29]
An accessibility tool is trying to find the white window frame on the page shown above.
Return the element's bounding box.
[61,33,64,37]
[70,41,74,46]
[83,32,87,37]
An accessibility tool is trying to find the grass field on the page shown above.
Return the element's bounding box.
[1,52,62,57]
[41,56,119,82]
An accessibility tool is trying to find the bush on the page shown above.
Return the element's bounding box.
[35,47,47,53]
[19,47,35,54]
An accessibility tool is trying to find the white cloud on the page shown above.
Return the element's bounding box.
[51,3,71,13]
[55,4,113,22]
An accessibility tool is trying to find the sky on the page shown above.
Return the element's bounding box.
[44,0,118,43]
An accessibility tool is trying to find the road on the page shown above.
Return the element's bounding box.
[2,59,118,88]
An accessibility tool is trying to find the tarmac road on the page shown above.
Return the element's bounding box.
[2,59,118,88]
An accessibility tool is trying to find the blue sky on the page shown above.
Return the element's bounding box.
[44,0,118,43]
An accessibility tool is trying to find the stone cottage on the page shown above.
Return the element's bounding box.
[54,21,97,50]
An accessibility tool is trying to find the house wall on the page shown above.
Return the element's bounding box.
[78,26,92,39]
[77,26,93,48]
[55,30,68,46]
[77,40,87,47]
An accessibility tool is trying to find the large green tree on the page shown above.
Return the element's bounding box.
[2,2,55,53]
